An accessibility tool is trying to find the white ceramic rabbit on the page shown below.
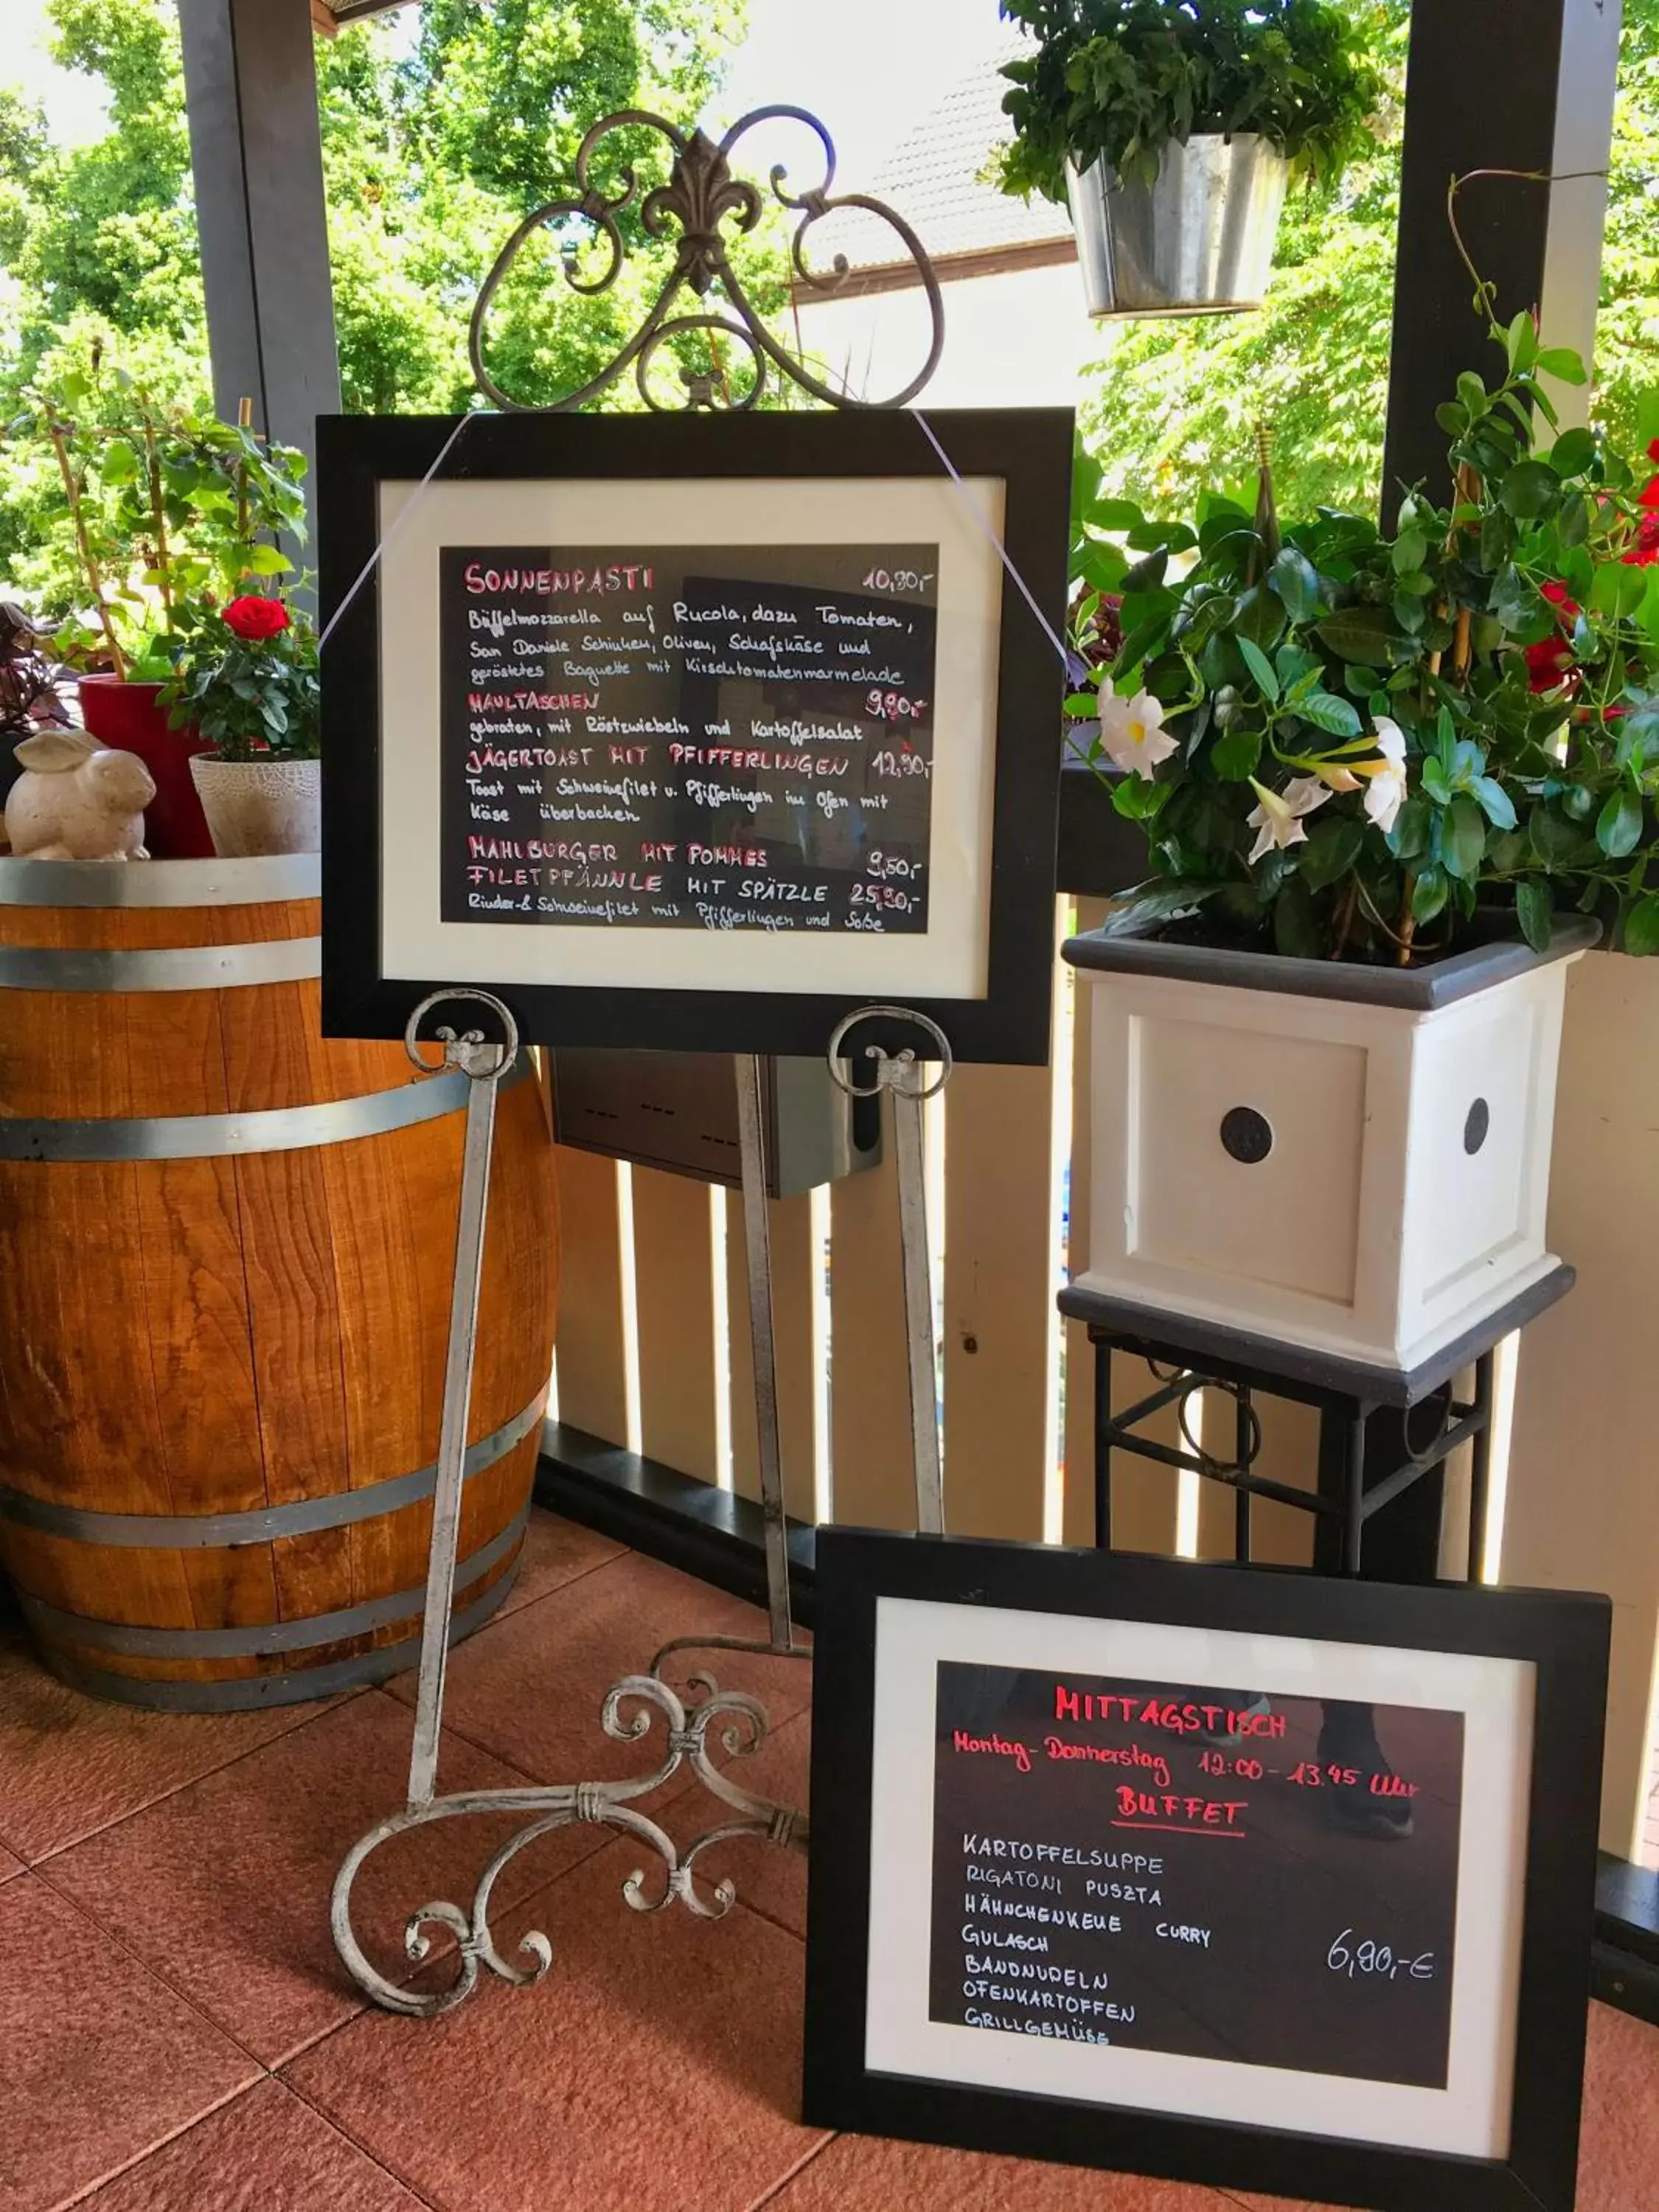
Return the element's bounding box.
[3,728,156,860]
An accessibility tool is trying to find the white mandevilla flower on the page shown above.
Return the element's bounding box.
[1096,682,1179,775]
[1246,775,1330,864]
[1357,717,1409,835]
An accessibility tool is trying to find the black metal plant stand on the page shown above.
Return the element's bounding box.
[1059,1269,1576,1581]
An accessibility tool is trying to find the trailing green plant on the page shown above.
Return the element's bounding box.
[998,0,1385,202]
[3,344,307,681]
[161,595,319,763]
[1066,317,1659,959]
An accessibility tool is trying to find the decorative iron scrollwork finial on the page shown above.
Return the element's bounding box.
[468,105,945,414]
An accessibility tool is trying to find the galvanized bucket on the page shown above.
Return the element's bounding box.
[1066,132,1290,318]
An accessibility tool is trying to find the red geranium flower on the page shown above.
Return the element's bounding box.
[1647,439,1659,463]
[223,595,291,641]
[1625,512,1659,568]
[1526,578,1579,692]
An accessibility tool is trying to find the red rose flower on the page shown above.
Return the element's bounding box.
[223,595,291,641]
[1647,439,1659,464]
[1526,579,1579,692]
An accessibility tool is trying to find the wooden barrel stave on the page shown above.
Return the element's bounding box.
[0,858,557,1706]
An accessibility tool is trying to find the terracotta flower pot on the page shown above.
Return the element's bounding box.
[189,754,321,856]
[77,675,215,858]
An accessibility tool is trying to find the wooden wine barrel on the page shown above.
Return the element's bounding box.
[0,853,558,1709]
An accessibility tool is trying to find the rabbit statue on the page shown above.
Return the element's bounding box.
[2,728,156,860]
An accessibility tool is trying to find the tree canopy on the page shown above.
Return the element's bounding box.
[0,0,751,611]
[1079,0,1659,523]
[4,0,1659,612]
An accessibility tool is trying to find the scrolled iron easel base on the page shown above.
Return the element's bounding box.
[330,1663,808,2018]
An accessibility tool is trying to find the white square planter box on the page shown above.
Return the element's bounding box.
[1063,922,1598,1374]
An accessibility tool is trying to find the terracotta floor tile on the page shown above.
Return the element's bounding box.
[382,1552,814,1799]
[0,1842,21,1883]
[494,1506,627,1618]
[0,1873,258,2212]
[1573,1997,1659,2212]
[75,2080,422,2211]
[286,1834,824,2212]
[0,1627,324,1863]
[1214,2001,1659,2212]
[49,1688,615,2067]
[768,2135,1237,2210]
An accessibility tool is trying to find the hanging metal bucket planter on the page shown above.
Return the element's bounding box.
[1066,132,1290,318]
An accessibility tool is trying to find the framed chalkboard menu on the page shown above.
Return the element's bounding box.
[317,409,1072,1060]
[804,1533,1610,2212]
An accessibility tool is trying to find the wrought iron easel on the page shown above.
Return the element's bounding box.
[332,107,950,2015]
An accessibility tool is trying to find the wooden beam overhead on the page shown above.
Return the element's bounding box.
[313,0,422,31]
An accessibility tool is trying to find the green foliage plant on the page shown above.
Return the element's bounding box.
[161,599,320,765]
[5,345,307,683]
[1067,316,1659,961]
[998,0,1385,202]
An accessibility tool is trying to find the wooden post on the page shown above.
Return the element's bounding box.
[176,0,342,571]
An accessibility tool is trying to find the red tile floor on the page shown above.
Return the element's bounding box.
[1,1507,1655,2212]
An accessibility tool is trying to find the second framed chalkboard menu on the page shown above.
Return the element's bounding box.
[804,1533,1610,2212]
[317,408,1072,1060]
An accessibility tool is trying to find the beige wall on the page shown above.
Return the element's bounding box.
[1501,953,1659,1856]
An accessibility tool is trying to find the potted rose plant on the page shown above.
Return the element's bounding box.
[999,0,1382,316]
[162,594,320,857]
[1060,316,1659,1371]
[11,355,309,856]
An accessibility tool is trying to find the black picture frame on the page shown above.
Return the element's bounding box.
[316,408,1073,1063]
[804,1531,1611,2212]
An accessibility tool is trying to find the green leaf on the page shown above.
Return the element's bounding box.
[1534,347,1589,385]
[1530,803,1585,865]
[1411,865,1450,924]
[1507,310,1539,373]
[1091,495,1144,532]
[1436,402,1470,437]
[1269,545,1321,623]
[1590,563,1649,619]
[1097,881,1213,937]
[1315,605,1396,665]
[1472,776,1518,832]
[1121,548,1169,596]
[1063,692,1099,718]
[100,439,139,485]
[1391,529,1427,576]
[1457,372,1489,420]
[1441,793,1486,882]
[1597,787,1644,858]
[1558,488,1590,548]
[1624,894,1659,956]
[1499,460,1559,518]
[1210,727,1263,781]
[1549,426,1596,476]
[1298,815,1366,891]
[244,543,291,575]
[1294,691,1363,737]
[1388,795,1432,860]
[1517,878,1555,952]
[1231,585,1287,650]
[1272,876,1324,959]
[1237,636,1280,703]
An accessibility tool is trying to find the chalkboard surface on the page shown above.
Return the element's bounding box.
[441,543,939,933]
[929,1660,1462,2088]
